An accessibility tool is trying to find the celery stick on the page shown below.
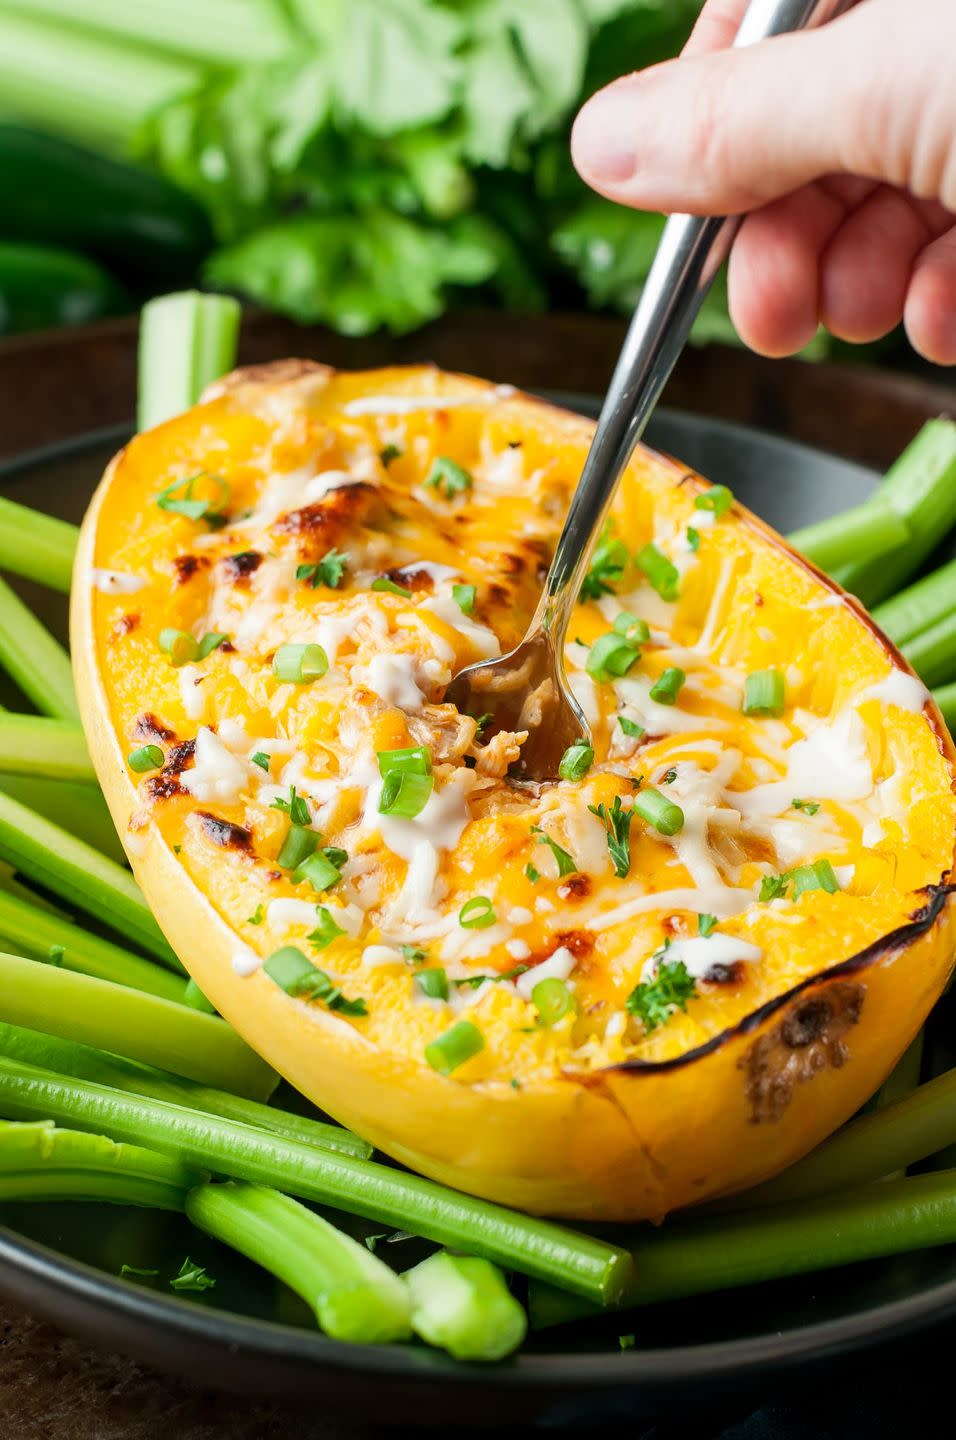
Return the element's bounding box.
[0,575,77,719]
[0,773,126,866]
[0,886,186,1002]
[0,1023,369,1159]
[935,682,956,733]
[0,9,199,154]
[187,1182,412,1343]
[529,1169,956,1328]
[788,501,908,575]
[872,556,956,647]
[138,291,241,432]
[0,0,301,65]
[0,1056,631,1305]
[901,609,956,689]
[838,419,956,606]
[0,950,275,1100]
[0,787,179,968]
[0,713,94,783]
[404,1251,527,1361]
[0,498,77,594]
[0,1117,200,1208]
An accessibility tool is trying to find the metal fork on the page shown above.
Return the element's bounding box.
[445,0,855,779]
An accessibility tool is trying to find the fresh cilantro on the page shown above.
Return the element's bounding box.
[759,872,792,902]
[698,913,717,938]
[626,958,697,1033]
[250,751,271,772]
[247,904,264,926]
[660,767,677,785]
[380,444,403,466]
[686,526,701,552]
[120,1264,159,1280]
[524,862,540,884]
[170,1257,216,1293]
[372,576,412,598]
[308,906,346,951]
[452,582,476,615]
[531,825,578,878]
[588,795,633,878]
[155,472,229,527]
[402,944,428,963]
[472,712,493,737]
[424,455,473,499]
[580,526,628,600]
[271,786,311,827]
[452,964,528,989]
[297,548,348,589]
[791,798,820,816]
[618,715,644,740]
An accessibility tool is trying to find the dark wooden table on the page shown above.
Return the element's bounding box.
[0,311,954,1436]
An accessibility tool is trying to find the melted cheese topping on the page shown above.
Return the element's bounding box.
[91,365,956,1083]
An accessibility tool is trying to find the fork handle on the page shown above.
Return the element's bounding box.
[539,0,856,643]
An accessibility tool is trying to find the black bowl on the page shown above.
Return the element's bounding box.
[1,408,952,1426]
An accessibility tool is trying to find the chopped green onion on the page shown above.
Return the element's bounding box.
[307,908,345,952]
[183,978,216,1014]
[649,667,685,705]
[531,826,578,878]
[633,787,684,836]
[272,643,329,684]
[247,905,264,926]
[586,631,641,684]
[271,787,311,825]
[425,1020,484,1075]
[695,485,733,517]
[792,859,841,897]
[402,944,428,962]
[264,947,365,1015]
[524,863,540,884]
[626,958,696,1033]
[743,668,786,718]
[128,744,164,774]
[533,977,573,1027]
[250,751,271,772]
[371,577,412,598]
[380,444,402,465]
[618,715,645,740]
[154,471,229,525]
[612,612,650,642]
[197,631,228,659]
[791,798,820,815]
[405,1251,526,1361]
[698,913,717,938]
[636,542,680,601]
[759,872,792,902]
[120,1265,159,1281]
[424,456,473,499]
[686,526,701,552]
[377,746,432,778]
[138,291,241,433]
[459,897,496,929]
[296,548,348,589]
[379,771,434,819]
[558,741,594,782]
[587,796,633,877]
[581,528,629,601]
[158,628,200,666]
[170,1256,216,1292]
[276,826,317,871]
[293,850,343,894]
[452,583,476,615]
[416,968,450,1001]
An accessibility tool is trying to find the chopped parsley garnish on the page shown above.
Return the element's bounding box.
[636,542,680,602]
[580,526,629,600]
[660,767,678,785]
[197,632,229,659]
[762,859,840,903]
[626,958,697,1033]
[588,795,633,878]
[250,751,271,772]
[791,798,820,815]
[758,872,792,902]
[452,582,476,615]
[247,904,264,926]
[618,715,645,740]
[686,526,701,552]
[296,548,348,589]
[264,946,367,1015]
[698,913,717,938]
[271,786,311,827]
[453,965,528,990]
[308,906,346,951]
[170,1257,216,1293]
[695,484,734,518]
[531,825,578,878]
[402,944,428,963]
[371,576,412,598]
[155,471,229,526]
[524,862,541,884]
[380,444,403,465]
[472,712,493,738]
[424,455,473,499]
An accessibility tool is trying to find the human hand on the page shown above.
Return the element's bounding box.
[571,0,956,363]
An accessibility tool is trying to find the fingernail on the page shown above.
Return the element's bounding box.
[571,84,639,184]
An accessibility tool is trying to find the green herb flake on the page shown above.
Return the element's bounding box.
[523,862,541,884]
[587,796,633,878]
[618,715,645,740]
[581,526,629,600]
[371,576,413,598]
[758,872,792,903]
[686,526,701,552]
[791,798,820,815]
[250,751,271,772]
[402,944,428,963]
[636,542,680,602]
[120,1264,159,1280]
[626,958,697,1033]
[531,826,578,878]
[698,913,717,938]
[271,786,311,827]
[297,547,349,589]
[170,1257,216,1293]
[155,471,229,527]
[424,455,473,500]
[695,484,734,518]
[264,946,366,1015]
[247,904,264,926]
[308,906,346,952]
[380,444,403,466]
[452,582,476,615]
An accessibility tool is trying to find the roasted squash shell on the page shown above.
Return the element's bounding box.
[72,362,956,1221]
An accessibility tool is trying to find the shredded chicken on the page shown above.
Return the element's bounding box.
[407,704,477,762]
[474,728,528,778]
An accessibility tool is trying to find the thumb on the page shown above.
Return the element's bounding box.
[571,9,887,216]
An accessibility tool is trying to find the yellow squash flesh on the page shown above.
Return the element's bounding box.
[72,362,956,1221]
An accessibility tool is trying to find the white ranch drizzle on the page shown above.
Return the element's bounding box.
[641,933,763,980]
